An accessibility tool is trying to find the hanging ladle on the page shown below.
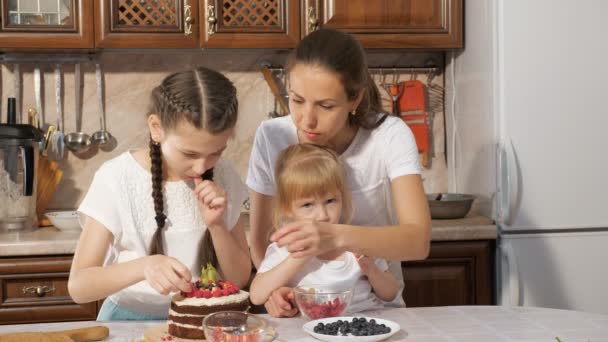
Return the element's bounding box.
[64,62,91,153]
[90,63,112,146]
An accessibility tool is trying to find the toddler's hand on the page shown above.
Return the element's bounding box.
[144,255,192,295]
[193,178,227,227]
[356,254,378,275]
[264,287,299,318]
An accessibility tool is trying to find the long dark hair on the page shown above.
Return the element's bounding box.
[148,67,238,268]
[286,28,386,129]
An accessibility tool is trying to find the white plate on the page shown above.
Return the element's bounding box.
[303,316,403,342]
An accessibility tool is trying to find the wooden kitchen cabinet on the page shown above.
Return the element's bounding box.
[0,0,94,49]
[401,240,495,307]
[304,0,463,48]
[0,255,97,324]
[201,0,300,48]
[2,0,462,49]
[94,0,200,48]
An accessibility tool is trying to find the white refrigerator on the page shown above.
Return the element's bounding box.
[447,0,608,314]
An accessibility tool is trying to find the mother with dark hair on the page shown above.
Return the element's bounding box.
[247,28,431,317]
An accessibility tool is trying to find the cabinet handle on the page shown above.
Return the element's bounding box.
[307,7,319,33]
[184,4,193,36]
[22,285,56,297]
[207,5,217,35]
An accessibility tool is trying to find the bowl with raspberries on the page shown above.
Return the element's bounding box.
[293,285,352,320]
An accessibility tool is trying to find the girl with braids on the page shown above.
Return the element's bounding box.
[247,28,431,317]
[249,144,400,313]
[68,67,250,320]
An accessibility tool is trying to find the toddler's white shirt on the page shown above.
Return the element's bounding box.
[258,243,392,313]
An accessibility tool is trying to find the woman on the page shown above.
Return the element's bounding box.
[247,28,431,317]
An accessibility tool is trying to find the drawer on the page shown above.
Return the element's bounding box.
[0,256,97,324]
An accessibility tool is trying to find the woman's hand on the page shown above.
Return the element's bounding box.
[143,255,192,295]
[270,220,338,259]
[264,287,299,317]
[193,178,227,227]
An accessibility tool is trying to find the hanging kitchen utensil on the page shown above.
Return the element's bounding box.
[90,63,112,146]
[52,64,65,160]
[261,66,289,116]
[268,96,280,119]
[426,69,444,114]
[399,79,431,168]
[34,66,57,158]
[13,63,21,123]
[64,63,91,153]
[389,83,404,115]
[33,67,43,131]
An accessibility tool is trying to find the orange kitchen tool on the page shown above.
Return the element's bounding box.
[399,80,431,168]
[389,83,404,115]
[36,155,63,226]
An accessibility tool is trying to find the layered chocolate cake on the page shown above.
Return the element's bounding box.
[167,263,250,340]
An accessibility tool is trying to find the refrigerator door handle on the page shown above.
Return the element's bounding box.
[500,241,520,306]
[497,140,519,226]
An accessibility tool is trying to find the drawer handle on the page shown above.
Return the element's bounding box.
[22,285,56,297]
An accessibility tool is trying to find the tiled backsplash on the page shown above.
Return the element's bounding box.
[0,50,447,210]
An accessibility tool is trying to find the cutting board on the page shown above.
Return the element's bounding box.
[144,324,277,342]
[36,155,63,226]
[0,326,108,342]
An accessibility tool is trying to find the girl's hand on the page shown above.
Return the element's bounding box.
[270,220,337,259]
[193,178,227,227]
[355,254,379,275]
[264,287,299,318]
[143,255,192,295]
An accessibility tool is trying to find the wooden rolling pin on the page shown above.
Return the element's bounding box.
[0,326,109,342]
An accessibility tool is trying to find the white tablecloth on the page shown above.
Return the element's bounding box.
[2,306,608,341]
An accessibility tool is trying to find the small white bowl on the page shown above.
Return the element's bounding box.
[45,211,81,230]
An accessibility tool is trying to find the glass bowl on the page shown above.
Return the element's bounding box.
[293,285,352,320]
[202,311,267,342]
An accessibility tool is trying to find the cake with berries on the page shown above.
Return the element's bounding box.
[167,263,250,340]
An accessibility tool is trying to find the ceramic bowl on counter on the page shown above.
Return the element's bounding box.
[293,285,352,320]
[45,210,80,230]
[427,193,475,219]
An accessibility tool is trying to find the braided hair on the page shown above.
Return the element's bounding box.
[148,67,238,269]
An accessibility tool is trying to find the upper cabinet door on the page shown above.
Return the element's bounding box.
[201,0,300,48]
[0,0,94,48]
[304,0,463,49]
[95,0,199,48]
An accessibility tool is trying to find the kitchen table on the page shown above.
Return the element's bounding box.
[1,306,607,341]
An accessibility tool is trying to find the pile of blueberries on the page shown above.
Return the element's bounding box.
[313,317,392,336]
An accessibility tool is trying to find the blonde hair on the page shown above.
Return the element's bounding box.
[273,144,352,228]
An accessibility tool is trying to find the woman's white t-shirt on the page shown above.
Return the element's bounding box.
[78,151,247,317]
[258,243,392,312]
[246,115,421,307]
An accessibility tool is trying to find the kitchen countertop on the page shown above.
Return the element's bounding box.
[1,306,606,341]
[0,215,495,257]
